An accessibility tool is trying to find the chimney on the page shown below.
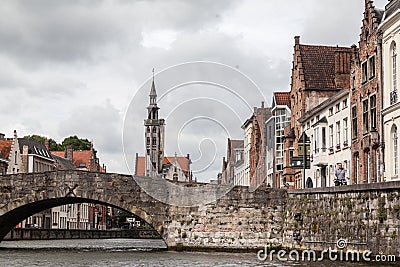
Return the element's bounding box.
[0,133,4,140]
[294,36,300,45]
[186,153,190,159]
[22,145,28,155]
[13,130,17,139]
[65,146,73,161]
[261,101,265,108]
[45,138,50,150]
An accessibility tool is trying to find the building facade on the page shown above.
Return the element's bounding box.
[221,139,244,185]
[299,90,351,188]
[283,36,352,189]
[381,0,400,182]
[350,0,384,184]
[265,92,291,188]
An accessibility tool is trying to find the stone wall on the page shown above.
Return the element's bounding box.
[283,182,400,256]
[166,186,286,251]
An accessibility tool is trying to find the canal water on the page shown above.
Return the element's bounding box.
[0,239,395,266]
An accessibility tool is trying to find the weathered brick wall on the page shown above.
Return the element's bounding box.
[283,182,400,256]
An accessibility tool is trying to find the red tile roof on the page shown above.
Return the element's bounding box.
[274,92,290,107]
[52,150,92,169]
[0,140,12,160]
[135,156,190,176]
[299,45,351,90]
[164,156,190,173]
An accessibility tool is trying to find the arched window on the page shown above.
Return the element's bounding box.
[146,127,150,133]
[306,177,313,188]
[393,42,397,93]
[393,125,398,176]
[152,127,157,133]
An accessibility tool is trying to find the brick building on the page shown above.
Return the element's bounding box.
[350,0,384,184]
[283,36,352,189]
[249,103,271,188]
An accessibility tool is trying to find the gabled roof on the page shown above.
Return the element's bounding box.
[274,92,290,107]
[52,150,92,169]
[0,140,12,160]
[163,156,190,173]
[52,154,76,170]
[298,45,352,90]
[18,138,53,160]
[135,155,191,176]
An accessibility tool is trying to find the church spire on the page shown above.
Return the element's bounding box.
[149,68,157,106]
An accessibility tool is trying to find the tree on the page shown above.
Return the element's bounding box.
[61,136,91,151]
[24,135,91,151]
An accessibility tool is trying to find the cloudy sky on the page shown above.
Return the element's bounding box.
[0,0,388,181]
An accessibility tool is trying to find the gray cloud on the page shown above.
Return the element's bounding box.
[0,0,388,181]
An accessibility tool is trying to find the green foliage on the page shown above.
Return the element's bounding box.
[62,136,91,151]
[24,135,63,151]
[24,135,92,151]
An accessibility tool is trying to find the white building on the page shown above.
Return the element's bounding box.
[381,0,400,181]
[240,119,253,186]
[299,90,351,188]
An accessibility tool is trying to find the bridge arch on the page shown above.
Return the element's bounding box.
[0,171,171,245]
[0,196,164,244]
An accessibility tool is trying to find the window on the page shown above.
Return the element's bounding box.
[393,43,397,92]
[363,99,369,133]
[316,115,320,121]
[322,127,326,150]
[368,56,375,79]
[335,103,340,113]
[152,127,157,133]
[14,151,17,164]
[352,106,358,139]
[336,121,341,146]
[146,127,150,133]
[152,137,156,147]
[352,76,356,90]
[370,95,376,130]
[355,153,360,184]
[307,122,310,129]
[393,125,398,176]
[366,150,371,183]
[391,43,398,105]
[362,61,368,83]
[343,99,348,109]
[314,128,319,153]
[343,118,348,143]
[329,108,333,116]
[329,125,334,148]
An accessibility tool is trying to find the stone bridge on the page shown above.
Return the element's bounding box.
[0,170,286,250]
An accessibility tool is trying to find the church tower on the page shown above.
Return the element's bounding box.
[144,70,165,177]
